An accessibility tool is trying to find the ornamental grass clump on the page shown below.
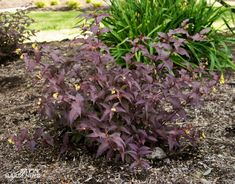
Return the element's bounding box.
[99,0,235,71]
[12,14,219,171]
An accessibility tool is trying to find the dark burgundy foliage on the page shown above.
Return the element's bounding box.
[11,128,53,151]
[121,18,211,70]
[14,14,218,171]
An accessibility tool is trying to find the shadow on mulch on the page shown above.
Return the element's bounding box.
[0,76,25,92]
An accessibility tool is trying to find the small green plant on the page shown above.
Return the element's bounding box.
[0,11,34,62]
[86,0,92,3]
[66,0,80,10]
[92,2,103,8]
[50,0,60,6]
[35,1,47,8]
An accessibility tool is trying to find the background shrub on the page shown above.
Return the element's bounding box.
[0,11,34,62]
[86,0,92,3]
[99,0,235,71]
[16,15,218,171]
[50,0,60,6]
[35,1,47,8]
[66,0,80,10]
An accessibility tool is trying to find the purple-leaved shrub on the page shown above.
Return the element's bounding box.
[12,14,218,171]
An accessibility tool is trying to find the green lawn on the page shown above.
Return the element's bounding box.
[27,9,234,33]
[28,11,81,31]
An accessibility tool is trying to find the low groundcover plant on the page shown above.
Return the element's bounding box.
[12,15,218,171]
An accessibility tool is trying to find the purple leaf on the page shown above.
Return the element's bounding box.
[96,13,110,23]
[97,141,109,157]
[19,129,29,141]
[87,131,106,139]
[43,134,54,146]
[200,28,210,35]
[158,32,168,39]
[111,134,125,152]
[163,59,173,70]
[28,140,36,151]
[181,19,190,27]
[176,47,189,57]
[138,146,152,156]
[168,96,181,109]
[191,33,204,41]
[90,25,99,35]
[127,150,138,160]
[69,103,82,123]
[33,128,44,140]
[128,143,138,151]
[60,132,69,154]
[68,94,84,124]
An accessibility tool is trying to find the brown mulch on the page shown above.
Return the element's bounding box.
[0,41,234,183]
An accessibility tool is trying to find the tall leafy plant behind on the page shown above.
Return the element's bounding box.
[99,0,235,70]
[13,14,218,171]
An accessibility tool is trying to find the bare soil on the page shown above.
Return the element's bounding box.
[0,41,234,184]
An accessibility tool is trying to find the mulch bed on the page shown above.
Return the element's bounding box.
[0,41,234,183]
